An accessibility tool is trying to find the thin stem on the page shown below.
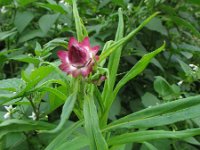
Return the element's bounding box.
[28,95,39,120]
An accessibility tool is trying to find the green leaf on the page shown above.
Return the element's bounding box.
[14,11,34,33]
[45,121,83,150]
[171,16,200,38]
[83,94,108,150]
[44,38,68,49]
[0,78,25,92]
[177,59,193,76]
[9,54,40,66]
[154,76,179,100]
[16,0,37,6]
[18,29,45,43]
[187,0,200,5]
[72,0,88,41]
[141,92,160,107]
[108,128,200,146]
[99,12,160,62]
[56,135,89,150]
[0,29,17,41]
[38,87,67,101]
[36,2,66,14]
[178,43,200,52]
[112,43,165,104]
[143,142,158,150]
[39,14,59,34]
[103,95,200,131]
[145,17,167,36]
[0,119,54,139]
[43,92,77,133]
[102,8,124,103]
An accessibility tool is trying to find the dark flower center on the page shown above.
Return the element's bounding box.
[68,45,88,67]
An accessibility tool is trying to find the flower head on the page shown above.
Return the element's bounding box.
[57,37,100,77]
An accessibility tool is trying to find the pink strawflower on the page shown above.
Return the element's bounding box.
[57,37,100,77]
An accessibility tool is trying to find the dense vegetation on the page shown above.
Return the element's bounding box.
[0,0,200,149]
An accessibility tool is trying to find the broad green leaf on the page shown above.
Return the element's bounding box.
[56,135,89,150]
[145,17,167,36]
[14,11,34,33]
[83,94,108,150]
[72,0,88,41]
[39,14,59,34]
[37,87,67,101]
[36,2,66,14]
[178,43,200,52]
[0,78,25,100]
[154,76,180,100]
[44,38,68,49]
[29,66,54,81]
[9,54,40,66]
[0,78,25,92]
[99,12,159,62]
[0,29,17,41]
[0,119,54,139]
[104,95,200,131]
[108,128,200,145]
[141,92,160,107]
[43,92,77,133]
[18,29,45,43]
[177,59,193,76]
[45,121,83,150]
[171,16,200,38]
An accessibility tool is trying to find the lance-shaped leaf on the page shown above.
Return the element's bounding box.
[72,0,88,41]
[108,128,200,146]
[103,95,200,131]
[99,12,159,62]
[83,94,108,150]
[102,8,124,102]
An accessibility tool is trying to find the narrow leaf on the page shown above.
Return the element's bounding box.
[108,128,200,145]
[99,12,159,62]
[45,121,83,150]
[72,0,88,41]
[42,93,77,133]
[104,95,200,131]
[83,94,108,150]
[113,42,165,98]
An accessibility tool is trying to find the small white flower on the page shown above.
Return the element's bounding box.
[177,80,183,86]
[4,105,13,112]
[59,0,68,5]
[1,6,7,13]
[29,112,37,120]
[4,112,11,119]
[189,64,198,71]
[4,105,16,119]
